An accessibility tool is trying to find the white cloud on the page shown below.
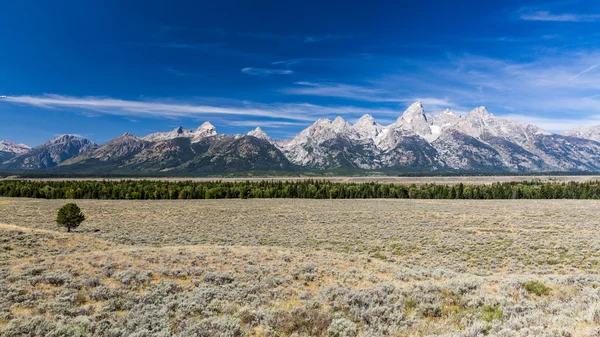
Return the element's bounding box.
[0,94,310,121]
[241,67,293,76]
[282,82,463,113]
[283,82,406,102]
[284,82,394,101]
[0,94,406,123]
[226,120,307,128]
[519,10,600,22]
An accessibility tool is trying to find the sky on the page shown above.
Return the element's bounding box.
[2,0,600,146]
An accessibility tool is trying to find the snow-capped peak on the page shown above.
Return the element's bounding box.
[332,116,346,125]
[194,122,217,140]
[356,114,376,124]
[197,122,216,133]
[468,106,491,119]
[441,108,457,116]
[399,101,427,123]
[142,122,217,143]
[46,134,85,145]
[354,114,383,141]
[247,127,271,141]
[0,140,31,155]
[387,101,437,142]
[563,125,600,142]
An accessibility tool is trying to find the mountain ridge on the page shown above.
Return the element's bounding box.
[4,102,600,175]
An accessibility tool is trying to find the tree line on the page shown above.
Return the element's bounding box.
[2,179,600,199]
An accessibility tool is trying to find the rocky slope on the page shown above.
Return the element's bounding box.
[54,124,294,175]
[563,125,600,142]
[278,102,600,172]
[0,140,31,155]
[6,103,600,174]
[2,135,96,170]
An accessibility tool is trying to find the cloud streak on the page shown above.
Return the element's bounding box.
[241,67,293,76]
[0,94,311,121]
[283,82,401,102]
[0,94,405,123]
[519,11,600,22]
[282,82,461,112]
[569,64,599,81]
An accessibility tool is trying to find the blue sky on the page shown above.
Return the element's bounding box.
[2,0,600,146]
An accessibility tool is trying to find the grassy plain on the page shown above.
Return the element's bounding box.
[2,198,600,336]
[4,175,600,184]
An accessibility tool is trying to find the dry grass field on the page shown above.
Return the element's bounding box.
[2,198,600,336]
[5,175,600,185]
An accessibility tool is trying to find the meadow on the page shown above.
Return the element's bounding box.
[2,198,600,336]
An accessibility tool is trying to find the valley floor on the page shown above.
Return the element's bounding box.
[4,174,600,185]
[1,198,600,336]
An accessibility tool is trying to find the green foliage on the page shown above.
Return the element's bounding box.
[1,179,600,200]
[522,281,551,296]
[481,305,503,322]
[56,203,85,232]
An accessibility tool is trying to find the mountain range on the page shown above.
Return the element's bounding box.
[4,102,600,175]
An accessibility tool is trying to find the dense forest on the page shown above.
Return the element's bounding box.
[2,179,600,199]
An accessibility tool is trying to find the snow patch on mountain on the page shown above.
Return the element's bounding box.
[142,122,217,143]
[247,127,272,141]
[0,140,31,155]
[562,125,600,142]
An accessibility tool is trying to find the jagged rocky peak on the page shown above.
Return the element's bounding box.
[390,101,437,141]
[356,114,377,125]
[563,125,600,142]
[354,114,383,140]
[121,132,136,138]
[142,122,217,142]
[192,122,217,142]
[47,134,82,144]
[247,127,271,141]
[467,106,492,119]
[41,134,96,150]
[197,122,216,135]
[0,140,31,154]
[313,118,332,126]
[399,101,427,123]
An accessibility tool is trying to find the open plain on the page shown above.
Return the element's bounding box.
[2,198,600,336]
[4,175,600,185]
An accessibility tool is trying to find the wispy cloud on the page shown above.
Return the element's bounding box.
[271,58,331,67]
[374,51,600,130]
[283,82,403,102]
[504,113,600,133]
[239,32,364,43]
[241,67,293,76]
[283,82,460,113]
[0,94,310,121]
[158,42,227,51]
[0,94,404,123]
[164,67,186,77]
[519,10,600,22]
[303,34,365,43]
[226,120,307,128]
[569,64,599,81]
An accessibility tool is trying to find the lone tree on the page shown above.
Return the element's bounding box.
[56,203,86,232]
